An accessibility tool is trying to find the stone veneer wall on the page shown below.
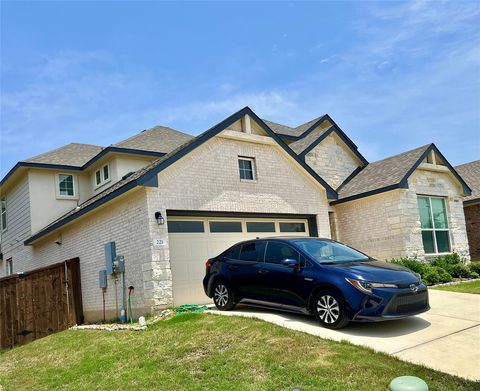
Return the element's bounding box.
[463,203,480,260]
[334,167,471,261]
[304,132,362,189]
[334,190,413,260]
[407,169,470,260]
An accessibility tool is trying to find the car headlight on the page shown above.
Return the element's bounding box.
[346,278,398,294]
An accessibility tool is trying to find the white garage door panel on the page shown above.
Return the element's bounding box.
[169,217,309,306]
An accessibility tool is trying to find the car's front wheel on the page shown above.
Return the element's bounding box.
[212,281,236,311]
[312,289,349,329]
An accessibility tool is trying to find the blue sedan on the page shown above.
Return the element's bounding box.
[203,237,429,329]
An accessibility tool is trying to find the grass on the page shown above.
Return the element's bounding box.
[431,280,480,294]
[0,313,477,391]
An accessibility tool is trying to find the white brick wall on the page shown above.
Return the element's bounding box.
[305,132,362,189]
[11,188,153,322]
[7,133,332,320]
[144,135,331,307]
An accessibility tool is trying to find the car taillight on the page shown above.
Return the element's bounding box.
[205,260,212,270]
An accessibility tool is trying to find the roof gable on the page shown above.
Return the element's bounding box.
[264,115,368,166]
[333,143,471,204]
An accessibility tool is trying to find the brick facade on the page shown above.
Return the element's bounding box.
[464,203,480,260]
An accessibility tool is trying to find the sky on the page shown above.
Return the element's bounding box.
[1,0,479,177]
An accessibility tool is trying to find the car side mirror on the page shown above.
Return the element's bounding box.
[282,258,299,268]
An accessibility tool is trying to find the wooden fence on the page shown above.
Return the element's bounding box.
[0,258,83,349]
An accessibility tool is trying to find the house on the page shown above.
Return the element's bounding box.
[455,160,480,260]
[0,107,472,321]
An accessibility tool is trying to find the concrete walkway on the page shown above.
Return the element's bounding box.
[207,290,480,381]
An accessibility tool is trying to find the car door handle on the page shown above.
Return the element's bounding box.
[228,265,239,271]
[257,269,269,274]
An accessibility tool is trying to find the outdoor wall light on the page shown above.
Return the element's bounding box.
[155,211,165,225]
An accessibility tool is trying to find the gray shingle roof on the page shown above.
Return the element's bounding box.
[113,126,194,153]
[289,124,333,155]
[455,160,480,202]
[23,143,104,167]
[27,107,340,243]
[262,116,325,137]
[337,144,431,201]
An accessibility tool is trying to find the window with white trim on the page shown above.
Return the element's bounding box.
[95,164,110,187]
[1,196,6,231]
[417,196,451,254]
[238,157,256,180]
[57,174,75,197]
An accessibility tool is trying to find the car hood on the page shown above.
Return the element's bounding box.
[322,260,419,284]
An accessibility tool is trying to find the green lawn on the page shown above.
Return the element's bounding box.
[432,280,480,294]
[0,313,477,391]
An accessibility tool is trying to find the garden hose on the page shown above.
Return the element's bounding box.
[176,304,208,314]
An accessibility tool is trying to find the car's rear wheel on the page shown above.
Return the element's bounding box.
[213,281,236,311]
[312,289,349,329]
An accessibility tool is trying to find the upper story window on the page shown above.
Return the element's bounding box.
[56,174,76,198]
[1,196,6,231]
[95,164,110,187]
[238,157,256,180]
[417,196,451,254]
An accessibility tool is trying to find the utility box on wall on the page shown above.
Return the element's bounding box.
[99,269,107,289]
[105,241,117,274]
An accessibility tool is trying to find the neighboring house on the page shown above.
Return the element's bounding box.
[0,107,472,321]
[455,160,480,260]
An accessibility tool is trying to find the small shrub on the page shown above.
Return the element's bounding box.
[422,266,440,285]
[469,262,480,275]
[431,253,463,274]
[390,258,426,275]
[468,271,479,279]
[434,266,452,283]
[450,263,471,278]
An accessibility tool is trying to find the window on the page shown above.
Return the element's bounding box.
[95,164,110,187]
[280,222,306,233]
[1,197,6,231]
[265,242,300,265]
[168,220,204,233]
[239,241,266,262]
[417,196,451,254]
[209,221,242,233]
[238,157,255,180]
[246,222,275,233]
[58,174,75,197]
[221,245,241,260]
[6,258,13,275]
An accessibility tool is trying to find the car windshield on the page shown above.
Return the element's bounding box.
[293,240,369,263]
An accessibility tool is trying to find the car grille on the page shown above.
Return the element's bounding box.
[383,290,428,316]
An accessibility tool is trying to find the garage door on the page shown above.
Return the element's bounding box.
[168,216,310,305]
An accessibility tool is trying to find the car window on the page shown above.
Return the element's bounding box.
[221,244,241,260]
[265,242,300,265]
[239,241,266,262]
[294,239,369,263]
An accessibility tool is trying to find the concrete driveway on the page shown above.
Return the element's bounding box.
[208,290,480,381]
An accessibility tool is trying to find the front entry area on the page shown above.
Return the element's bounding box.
[167,213,313,305]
